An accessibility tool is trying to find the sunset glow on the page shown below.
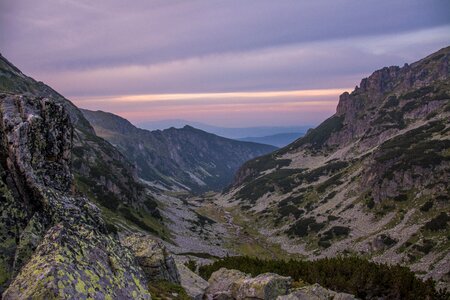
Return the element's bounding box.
[71,88,348,126]
[2,1,449,127]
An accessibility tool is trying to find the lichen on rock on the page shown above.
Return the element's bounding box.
[231,273,292,300]
[276,283,356,300]
[0,94,151,299]
[121,233,181,284]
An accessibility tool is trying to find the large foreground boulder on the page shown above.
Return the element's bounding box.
[205,268,250,299]
[121,233,180,284]
[231,273,292,300]
[205,268,292,300]
[4,224,151,299]
[276,283,356,300]
[204,268,358,300]
[176,262,208,300]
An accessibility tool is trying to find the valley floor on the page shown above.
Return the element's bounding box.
[146,186,450,291]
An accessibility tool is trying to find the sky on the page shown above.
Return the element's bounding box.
[1,0,449,127]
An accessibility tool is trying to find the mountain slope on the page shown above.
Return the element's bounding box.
[222,46,450,286]
[238,132,305,147]
[138,119,310,140]
[81,109,277,192]
[0,54,163,236]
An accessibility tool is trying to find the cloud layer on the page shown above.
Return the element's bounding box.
[1,0,449,126]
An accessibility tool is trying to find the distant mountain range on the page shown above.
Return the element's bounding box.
[137,119,310,140]
[82,109,276,192]
[238,132,305,147]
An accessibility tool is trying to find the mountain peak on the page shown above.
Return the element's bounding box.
[82,109,276,192]
[224,47,450,286]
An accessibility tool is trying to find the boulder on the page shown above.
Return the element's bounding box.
[176,262,208,300]
[231,273,292,300]
[121,233,180,284]
[4,224,151,300]
[276,283,356,300]
[205,268,250,299]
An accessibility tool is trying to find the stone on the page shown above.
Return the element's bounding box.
[205,268,250,299]
[231,272,292,300]
[176,262,208,300]
[276,284,356,300]
[121,233,181,284]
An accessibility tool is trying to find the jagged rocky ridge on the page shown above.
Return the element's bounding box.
[81,109,276,193]
[224,47,450,286]
[0,93,152,298]
[0,54,164,237]
[0,58,199,299]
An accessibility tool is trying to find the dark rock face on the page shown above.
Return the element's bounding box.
[234,47,450,188]
[0,53,160,230]
[121,233,181,284]
[225,46,450,286]
[0,94,150,298]
[81,109,277,192]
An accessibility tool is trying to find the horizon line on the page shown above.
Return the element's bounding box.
[73,88,351,103]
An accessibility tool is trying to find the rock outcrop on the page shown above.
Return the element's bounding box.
[277,284,356,300]
[205,268,250,299]
[176,262,209,300]
[121,233,180,284]
[0,94,150,298]
[222,46,450,286]
[231,273,292,300]
[204,268,355,300]
[0,53,161,237]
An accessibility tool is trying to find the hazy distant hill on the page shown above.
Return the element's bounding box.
[138,119,310,139]
[238,132,305,147]
[82,109,277,192]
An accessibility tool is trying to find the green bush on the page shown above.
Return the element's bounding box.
[399,86,434,100]
[423,212,450,231]
[193,212,216,227]
[118,207,158,234]
[321,226,350,241]
[393,193,408,202]
[420,200,433,212]
[383,95,399,108]
[285,217,325,237]
[366,197,375,209]
[413,239,435,254]
[379,234,397,247]
[282,115,344,151]
[185,260,197,272]
[148,280,190,300]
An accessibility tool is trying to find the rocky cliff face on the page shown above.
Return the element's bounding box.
[81,109,276,193]
[223,47,450,286]
[0,93,151,298]
[0,54,162,236]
